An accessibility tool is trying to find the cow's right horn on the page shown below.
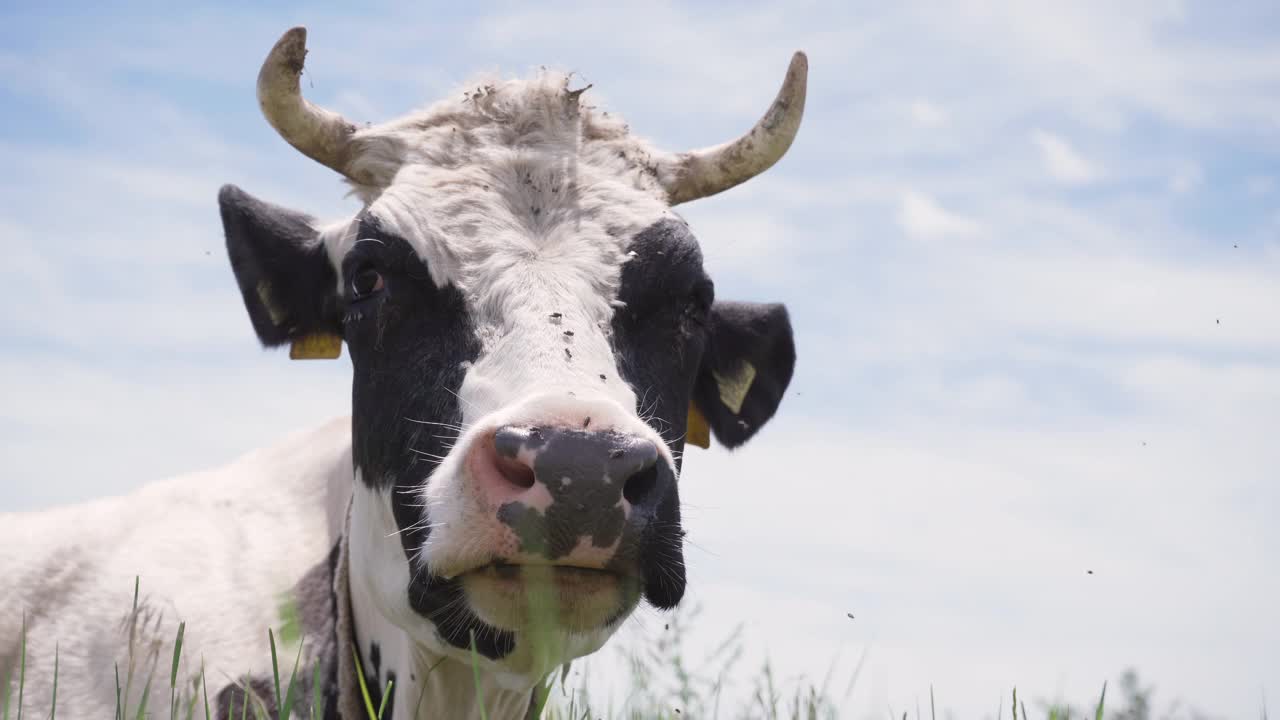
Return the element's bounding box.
[257,27,361,180]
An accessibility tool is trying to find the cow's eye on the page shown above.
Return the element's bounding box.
[350,267,384,299]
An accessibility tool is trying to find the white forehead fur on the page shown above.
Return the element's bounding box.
[317,71,678,331]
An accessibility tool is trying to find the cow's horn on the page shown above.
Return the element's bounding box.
[661,52,808,205]
[257,27,358,178]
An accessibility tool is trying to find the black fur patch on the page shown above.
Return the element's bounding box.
[364,642,396,720]
[363,642,398,719]
[614,218,714,459]
[340,217,481,566]
[373,670,396,719]
[615,219,795,452]
[215,676,278,719]
[610,218,715,608]
[611,218,795,604]
[408,577,516,660]
[339,216,514,661]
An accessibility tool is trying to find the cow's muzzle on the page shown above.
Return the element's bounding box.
[456,424,681,630]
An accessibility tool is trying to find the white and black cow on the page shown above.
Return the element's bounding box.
[1,27,805,719]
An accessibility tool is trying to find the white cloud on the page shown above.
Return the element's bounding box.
[922,249,1280,351]
[1031,129,1101,184]
[908,98,949,128]
[916,1,1280,131]
[897,191,983,239]
[0,355,350,511]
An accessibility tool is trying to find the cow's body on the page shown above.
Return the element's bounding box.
[2,26,806,719]
[0,419,351,717]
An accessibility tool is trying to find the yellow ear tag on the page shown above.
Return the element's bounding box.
[686,402,711,449]
[289,333,343,360]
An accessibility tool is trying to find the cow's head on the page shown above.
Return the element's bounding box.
[220,28,803,684]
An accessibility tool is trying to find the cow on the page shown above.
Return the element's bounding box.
[0,26,805,719]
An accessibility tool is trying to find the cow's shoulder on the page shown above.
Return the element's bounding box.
[0,418,353,717]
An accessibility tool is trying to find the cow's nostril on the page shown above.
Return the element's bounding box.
[495,453,536,489]
[489,426,538,490]
[623,462,659,506]
[616,438,661,506]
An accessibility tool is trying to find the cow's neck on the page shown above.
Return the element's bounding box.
[335,513,537,720]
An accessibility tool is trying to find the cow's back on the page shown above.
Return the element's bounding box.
[0,417,353,718]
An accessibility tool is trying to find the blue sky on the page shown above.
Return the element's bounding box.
[2,2,1278,717]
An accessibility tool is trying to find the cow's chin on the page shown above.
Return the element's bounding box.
[460,563,641,634]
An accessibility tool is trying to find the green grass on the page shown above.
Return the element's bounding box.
[0,578,1249,719]
[468,630,490,720]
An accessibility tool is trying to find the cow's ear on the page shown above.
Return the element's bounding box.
[691,301,796,448]
[219,184,342,349]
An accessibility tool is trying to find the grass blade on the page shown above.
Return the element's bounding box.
[49,644,58,720]
[277,640,303,720]
[352,646,377,720]
[530,680,553,720]
[170,621,186,720]
[376,680,393,720]
[1094,681,1107,720]
[268,630,281,714]
[413,657,445,719]
[201,662,210,720]
[183,678,199,720]
[930,685,936,720]
[16,613,26,720]
[310,661,324,720]
[469,630,490,720]
[123,578,141,717]
[134,673,153,720]
[114,664,123,720]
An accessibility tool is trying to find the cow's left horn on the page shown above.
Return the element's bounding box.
[257,27,359,179]
[661,52,808,205]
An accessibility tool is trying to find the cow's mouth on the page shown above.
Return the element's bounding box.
[459,561,641,633]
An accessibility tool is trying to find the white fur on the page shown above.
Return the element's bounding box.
[0,418,353,718]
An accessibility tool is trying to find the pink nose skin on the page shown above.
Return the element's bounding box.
[467,426,663,566]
